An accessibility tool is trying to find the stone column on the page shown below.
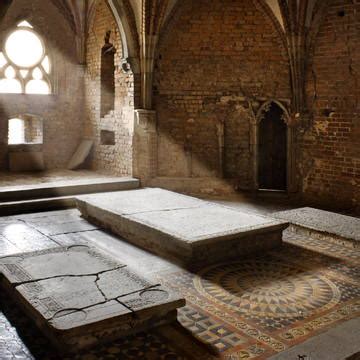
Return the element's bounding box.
[133,109,157,183]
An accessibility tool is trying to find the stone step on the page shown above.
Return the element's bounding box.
[0,177,140,203]
[0,246,185,353]
[0,196,75,216]
[76,188,289,266]
[273,207,360,248]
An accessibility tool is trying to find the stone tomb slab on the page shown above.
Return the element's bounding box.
[0,246,185,352]
[274,207,360,248]
[76,188,289,265]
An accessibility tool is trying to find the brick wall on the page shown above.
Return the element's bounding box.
[0,0,85,170]
[303,0,360,211]
[23,116,43,144]
[154,0,290,187]
[84,0,135,176]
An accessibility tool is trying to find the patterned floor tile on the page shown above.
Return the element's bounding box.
[159,232,360,359]
[0,212,359,359]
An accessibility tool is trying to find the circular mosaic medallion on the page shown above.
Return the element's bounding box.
[194,259,341,318]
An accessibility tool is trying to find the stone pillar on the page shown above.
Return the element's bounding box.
[133,109,157,183]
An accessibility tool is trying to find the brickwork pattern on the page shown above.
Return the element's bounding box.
[154,0,290,186]
[23,116,43,144]
[303,0,360,211]
[85,0,134,176]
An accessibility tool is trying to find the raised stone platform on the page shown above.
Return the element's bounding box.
[0,246,184,352]
[274,207,360,248]
[76,188,289,265]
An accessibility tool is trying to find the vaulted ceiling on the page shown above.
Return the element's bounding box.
[1,0,327,53]
[0,0,330,111]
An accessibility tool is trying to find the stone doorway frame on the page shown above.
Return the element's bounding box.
[250,100,297,193]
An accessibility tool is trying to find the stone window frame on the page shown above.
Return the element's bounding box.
[7,113,44,146]
[0,20,52,95]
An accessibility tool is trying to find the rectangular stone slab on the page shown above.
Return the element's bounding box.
[273,207,360,247]
[76,188,289,265]
[0,246,185,352]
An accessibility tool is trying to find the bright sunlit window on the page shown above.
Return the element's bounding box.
[0,21,51,95]
[8,115,44,145]
[8,118,25,144]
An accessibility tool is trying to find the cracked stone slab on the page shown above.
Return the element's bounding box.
[77,188,288,265]
[273,207,360,245]
[0,246,184,352]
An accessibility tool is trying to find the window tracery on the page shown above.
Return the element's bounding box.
[0,21,51,94]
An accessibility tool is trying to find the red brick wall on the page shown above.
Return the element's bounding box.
[154,0,290,187]
[85,0,135,175]
[303,0,360,211]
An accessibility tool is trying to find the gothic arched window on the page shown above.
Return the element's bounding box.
[0,21,51,95]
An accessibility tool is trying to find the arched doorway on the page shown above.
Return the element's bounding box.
[258,102,287,191]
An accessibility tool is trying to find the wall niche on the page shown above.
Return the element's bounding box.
[100,130,115,145]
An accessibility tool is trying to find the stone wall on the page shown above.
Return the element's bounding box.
[84,0,135,176]
[154,0,290,189]
[303,0,360,212]
[23,115,43,144]
[0,0,85,170]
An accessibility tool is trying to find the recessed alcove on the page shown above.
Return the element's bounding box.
[8,115,43,145]
[100,130,115,145]
[100,31,115,118]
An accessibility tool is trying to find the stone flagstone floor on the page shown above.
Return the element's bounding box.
[0,208,359,359]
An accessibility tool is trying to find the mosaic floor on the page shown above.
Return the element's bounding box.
[160,231,360,359]
[0,209,359,359]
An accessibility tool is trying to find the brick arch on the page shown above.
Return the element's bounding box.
[85,0,137,176]
[99,0,140,72]
[160,0,288,54]
[155,0,291,97]
[252,0,287,49]
[154,0,292,183]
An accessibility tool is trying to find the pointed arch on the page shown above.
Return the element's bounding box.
[106,0,140,73]
[256,99,291,125]
[250,100,297,192]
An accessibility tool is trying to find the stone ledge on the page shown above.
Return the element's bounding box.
[274,207,360,247]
